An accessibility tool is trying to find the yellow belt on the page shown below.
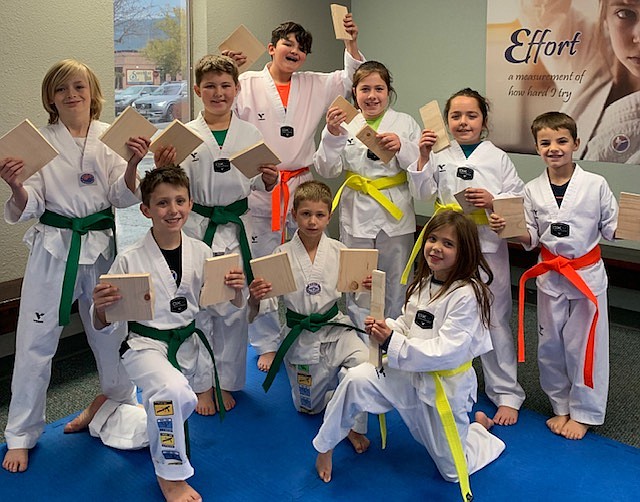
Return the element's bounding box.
[332,171,408,221]
[401,200,489,284]
[430,360,474,502]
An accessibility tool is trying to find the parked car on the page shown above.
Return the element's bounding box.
[133,82,188,122]
[115,85,158,115]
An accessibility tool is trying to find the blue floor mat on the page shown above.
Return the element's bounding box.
[2,351,639,501]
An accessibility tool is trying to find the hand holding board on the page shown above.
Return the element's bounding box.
[230,140,280,178]
[250,252,298,299]
[99,273,154,322]
[200,253,240,306]
[330,4,352,40]
[99,106,157,161]
[492,197,526,238]
[329,95,359,124]
[337,249,379,292]
[149,120,204,166]
[419,100,450,153]
[454,188,478,214]
[0,119,59,183]
[356,125,395,164]
[218,25,266,72]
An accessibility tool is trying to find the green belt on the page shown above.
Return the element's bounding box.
[192,198,253,283]
[262,303,366,392]
[39,207,115,326]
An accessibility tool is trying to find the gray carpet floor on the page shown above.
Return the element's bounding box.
[1,301,639,448]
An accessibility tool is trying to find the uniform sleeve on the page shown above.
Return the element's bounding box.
[599,179,618,241]
[4,178,45,223]
[105,149,141,208]
[407,155,439,201]
[522,183,540,250]
[494,152,525,199]
[313,126,348,178]
[386,291,480,372]
[394,116,422,170]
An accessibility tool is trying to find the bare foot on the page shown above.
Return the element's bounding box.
[347,429,370,454]
[315,450,333,483]
[220,389,236,411]
[257,352,276,372]
[546,415,570,435]
[561,419,589,440]
[475,411,495,430]
[64,394,108,433]
[157,476,202,502]
[2,448,29,473]
[493,405,518,426]
[195,388,216,416]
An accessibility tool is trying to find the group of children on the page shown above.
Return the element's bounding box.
[0,10,623,502]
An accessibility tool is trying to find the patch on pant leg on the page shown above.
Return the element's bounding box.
[297,365,313,412]
[157,418,174,432]
[162,450,182,464]
[160,433,175,447]
[154,401,174,416]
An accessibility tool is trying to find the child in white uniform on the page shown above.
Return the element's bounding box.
[313,210,505,502]
[1,59,150,473]
[226,16,364,371]
[154,55,278,413]
[249,181,370,453]
[93,166,245,501]
[408,88,526,425]
[314,61,420,329]
[490,112,618,440]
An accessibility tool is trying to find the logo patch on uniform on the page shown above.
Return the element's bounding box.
[170,297,188,313]
[414,310,434,329]
[258,112,265,121]
[367,149,380,161]
[162,450,182,462]
[438,164,446,172]
[610,134,630,154]
[190,152,200,162]
[347,138,355,145]
[305,282,321,295]
[33,312,45,323]
[154,401,174,416]
[157,418,173,432]
[300,397,312,410]
[456,167,474,180]
[79,173,95,185]
[214,159,231,173]
[299,385,311,397]
[160,433,175,447]
[280,125,294,138]
[550,223,570,238]
[297,373,312,386]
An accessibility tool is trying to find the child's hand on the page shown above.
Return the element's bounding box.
[489,213,506,233]
[361,274,373,290]
[0,157,25,188]
[259,164,279,190]
[377,132,401,153]
[248,278,272,302]
[93,282,121,328]
[154,145,177,168]
[126,136,151,167]
[326,106,348,136]
[221,49,247,68]
[343,13,358,41]
[225,268,246,290]
[465,188,494,209]
[418,129,437,169]
[365,316,391,344]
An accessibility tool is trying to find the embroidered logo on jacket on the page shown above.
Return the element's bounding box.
[456,167,474,181]
[414,310,434,329]
[550,223,570,238]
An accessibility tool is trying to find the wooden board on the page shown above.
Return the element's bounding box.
[218,24,266,73]
[617,192,640,241]
[337,248,379,292]
[368,269,385,368]
[493,196,526,239]
[149,120,204,166]
[330,4,352,40]
[99,106,157,161]
[229,140,280,178]
[453,188,478,214]
[355,124,395,164]
[250,251,298,299]
[419,100,450,153]
[199,253,240,306]
[99,273,154,322]
[329,95,359,124]
[0,119,59,183]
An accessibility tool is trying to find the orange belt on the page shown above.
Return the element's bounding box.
[271,166,310,243]
[518,245,601,388]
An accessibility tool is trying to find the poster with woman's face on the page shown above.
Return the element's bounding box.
[487,0,640,164]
